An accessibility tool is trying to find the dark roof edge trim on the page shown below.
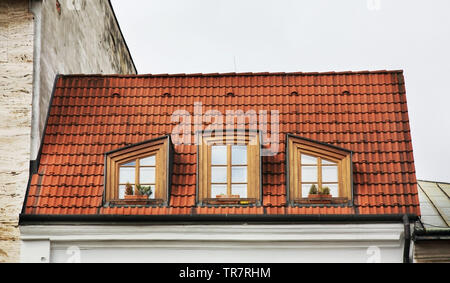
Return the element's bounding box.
[287,133,353,154]
[105,135,172,156]
[19,213,419,225]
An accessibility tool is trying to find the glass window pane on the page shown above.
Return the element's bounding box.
[232,184,247,198]
[211,146,227,165]
[119,185,126,199]
[137,185,155,199]
[322,159,337,165]
[322,166,338,182]
[232,166,247,183]
[211,167,227,183]
[140,167,156,184]
[324,184,339,197]
[302,166,318,182]
[122,160,136,167]
[211,185,227,198]
[140,155,156,166]
[119,167,135,184]
[301,154,318,165]
[302,184,317,198]
[232,146,247,165]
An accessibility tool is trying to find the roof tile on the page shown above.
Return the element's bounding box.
[24,71,420,216]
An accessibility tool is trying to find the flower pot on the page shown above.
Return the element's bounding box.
[124,195,149,200]
[216,195,240,199]
[308,194,332,204]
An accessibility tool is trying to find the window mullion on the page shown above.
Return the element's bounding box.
[318,157,322,191]
[227,145,232,196]
[136,159,140,188]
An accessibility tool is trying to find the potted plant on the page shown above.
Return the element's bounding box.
[125,182,133,197]
[124,183,152,200]
[124,183,142,200]
[308,185,332,203]
[137,185,153,199]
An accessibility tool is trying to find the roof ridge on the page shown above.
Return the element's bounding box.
[58,69,404,78]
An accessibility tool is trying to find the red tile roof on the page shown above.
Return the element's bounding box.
[23,70,421,216]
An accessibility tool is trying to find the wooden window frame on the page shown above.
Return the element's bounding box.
[117,156,157,198]
[197,130,262,206]
[287,134,353,205]
[104,136,172,206]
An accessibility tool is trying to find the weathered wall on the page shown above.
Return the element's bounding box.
[0,0,34,263]
[0,0,136,263]
[34,0,136,160]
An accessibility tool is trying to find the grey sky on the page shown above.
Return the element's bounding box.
[111,0,450,183]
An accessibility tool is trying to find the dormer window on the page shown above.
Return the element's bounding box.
[197,131,262,206]
[105,136,172,206]
[288,135,353,205]
[299,154,339,198]
[211,145,249,198]
[118,155,156,199]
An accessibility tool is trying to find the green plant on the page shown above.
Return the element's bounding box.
[125,182,133,196]
[308,184,318,195]
[321,186,331,195]
[136,185,153,197]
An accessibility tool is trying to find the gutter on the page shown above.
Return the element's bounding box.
[403,215,412,263]
[19,213,418,225]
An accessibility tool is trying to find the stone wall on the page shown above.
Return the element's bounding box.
[34,0,136,160]
[0,0,34,263]
[0,0,136,263]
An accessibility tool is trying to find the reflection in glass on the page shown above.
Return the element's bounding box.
[140,156,156,166]
[302,166,318,182]
[232,166,247,183]
[211,185,227,197]
[140,167,156,184]
[322,159,337,165]
[301,154,318,165]
[326,184,339,197]
[302,184,316,198]
[211,167,227,183]
[322,166,338,183]
[232,184,248,198]
[119,185,126,199]
[119,167,135,184]
[232,146,247,165]
[211,146,227,165]
[122,160,136,167]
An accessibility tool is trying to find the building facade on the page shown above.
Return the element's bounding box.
[0,0,136,262]
[19,71,420,263]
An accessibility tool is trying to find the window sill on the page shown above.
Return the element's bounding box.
[294,197,349,205]
[109,198,165,206]
[202,198,258,206]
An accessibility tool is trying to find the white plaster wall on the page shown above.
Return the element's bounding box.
[20,224,406,263]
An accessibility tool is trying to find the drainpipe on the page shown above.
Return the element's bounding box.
[29,0,42,170]
[403,214,411,263]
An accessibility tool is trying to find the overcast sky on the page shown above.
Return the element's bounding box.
[111,0,450,183]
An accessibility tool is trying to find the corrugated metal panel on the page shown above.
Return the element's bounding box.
[418,181,450,228]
